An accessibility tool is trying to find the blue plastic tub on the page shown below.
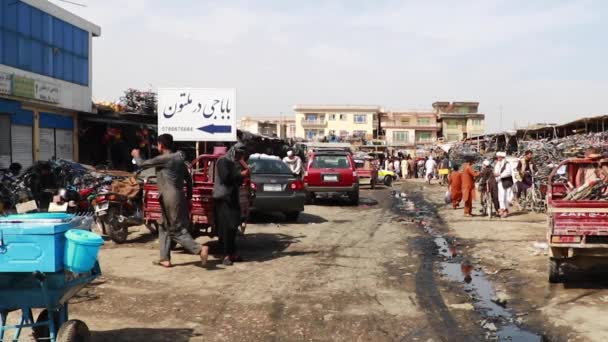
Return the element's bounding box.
[63,229,104,273]
[0,213,76,272]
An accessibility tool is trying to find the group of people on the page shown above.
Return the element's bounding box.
[382,155,447,183]
[132,134,249,268]
[448,150,536,218]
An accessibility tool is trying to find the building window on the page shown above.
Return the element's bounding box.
[447,133,460,141]
[339,114,347,121]
[354,114,367,124]
[305,129,323,139]
[329,114,336,120]
[416,131,432,142]
[305,114,318,122]
[457,107,469,114]
[392,131,409,142]
[0,1,89,86]
[417,117,430,125]
[446,120,458,129]
[353,130,367,137]
[400,118,410,126]
[471,119,482,126]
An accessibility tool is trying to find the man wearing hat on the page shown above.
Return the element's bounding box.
[213,142,249,266]
[479,159,499,216]
[494,152,513,218]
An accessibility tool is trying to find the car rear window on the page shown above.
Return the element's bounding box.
[248,159,292,175]
[312,155,351,169]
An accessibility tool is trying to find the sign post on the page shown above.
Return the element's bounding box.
[158,88,237,142]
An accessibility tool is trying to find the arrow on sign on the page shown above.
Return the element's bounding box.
[197,124,232,134]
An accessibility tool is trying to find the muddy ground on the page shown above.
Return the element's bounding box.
[5,181,608,341]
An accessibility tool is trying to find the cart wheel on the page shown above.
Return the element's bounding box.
[33,309,60,341]
[145,222,159,235]
[548,258,563,284]
[56,319,90,342]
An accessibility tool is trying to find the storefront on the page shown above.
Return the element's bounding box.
[0,0,101,168]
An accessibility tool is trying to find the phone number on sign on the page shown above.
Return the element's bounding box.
[161,126,194,132]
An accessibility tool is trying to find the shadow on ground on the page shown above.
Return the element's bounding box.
[92,328,198,342]
[249,211,328,224]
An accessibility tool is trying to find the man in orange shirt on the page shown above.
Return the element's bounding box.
[462,157,480,217]
[448,164,462,209]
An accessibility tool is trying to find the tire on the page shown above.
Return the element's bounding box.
[32,309,60,341]
[106,209,128,244]
[285,212,300,222]
[548,258,563,283]
[383,176,393,187]
[56,319,91,342]
[348,191,359,206]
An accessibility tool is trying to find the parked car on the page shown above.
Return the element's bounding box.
[353,158,378,189]
[304,150,359,205]
[248,154,305,221]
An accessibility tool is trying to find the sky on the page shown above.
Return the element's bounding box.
[55,0,608,133]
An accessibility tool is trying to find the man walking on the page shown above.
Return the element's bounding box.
[494,152,513,218]
[132,134,208,268]
[515,150,536,207]
[448,164,462,209]
[461,157,480,217]
[214,143,249,266]
[425,156,437,184]
[479,160,500,216]
[283,149,303,178]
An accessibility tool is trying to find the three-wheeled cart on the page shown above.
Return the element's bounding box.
[0,213,103,341]
[0,264,101,341]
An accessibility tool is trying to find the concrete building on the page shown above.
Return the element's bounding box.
[293,104,383,141]
[0,0,100,168]
[433,101,485,142]
[380,111,439,148]
[238,116,296,139]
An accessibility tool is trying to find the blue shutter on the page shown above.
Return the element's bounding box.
[31,7,42,40]
[82,30,88,57]
[53,17,62,48]
[0,0,4,28]
[73,28,82,56]
[42,45,53,76]
[17,2,30,35]
[82,56,88,85]
[3,0,17,31]
[63,22,73,52]
[3,30,17,67]
[31,40,42,73]
[0,30,3,64]
[18,36,31,69]
[53,51,63,79]
[42,13,52,44]
[63,52,73,82]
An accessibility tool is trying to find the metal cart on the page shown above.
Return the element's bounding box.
[0,263,101,341]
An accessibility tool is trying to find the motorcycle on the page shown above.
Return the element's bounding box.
[93,176,152,244]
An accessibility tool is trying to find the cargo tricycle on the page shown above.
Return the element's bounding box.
[547,158,608,283]
[143,153,251,238]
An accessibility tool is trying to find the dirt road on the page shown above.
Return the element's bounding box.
[48,187,478,341]
[9,182,608,341]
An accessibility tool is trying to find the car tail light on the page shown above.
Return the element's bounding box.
[551,235,581,243]
[290,180,304,191]
[109,194,117,201]
[250,182,257,191]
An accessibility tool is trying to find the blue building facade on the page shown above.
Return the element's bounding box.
[0,0,100,168]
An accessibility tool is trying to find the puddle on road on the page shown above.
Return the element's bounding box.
[393,191,545,342]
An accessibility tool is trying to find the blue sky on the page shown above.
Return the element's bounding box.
[57,0,608,132]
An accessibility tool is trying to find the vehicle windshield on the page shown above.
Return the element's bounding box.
[248,159,293,175]
[312,155,351,169]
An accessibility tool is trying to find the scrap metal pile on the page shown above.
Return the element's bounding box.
[119,88,157,115]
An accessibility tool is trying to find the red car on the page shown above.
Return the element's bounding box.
[303,150,359,205]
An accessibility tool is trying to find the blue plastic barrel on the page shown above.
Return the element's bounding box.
[63,229,104,273]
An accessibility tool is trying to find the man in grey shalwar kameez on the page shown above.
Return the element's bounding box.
[131,134,208,268]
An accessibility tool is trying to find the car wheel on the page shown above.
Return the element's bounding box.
[383,176,393,187]
[348,191,359,206]
[285,212,300,221]
[548,258,563,283]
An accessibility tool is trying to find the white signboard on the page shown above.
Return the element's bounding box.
[0,72,11,95]
[55,129,74,161]
[157,88,237,142]
[35,80,60,103]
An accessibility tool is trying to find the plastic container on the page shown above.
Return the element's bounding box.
[63,229,104,273]
[0,213,77,272]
